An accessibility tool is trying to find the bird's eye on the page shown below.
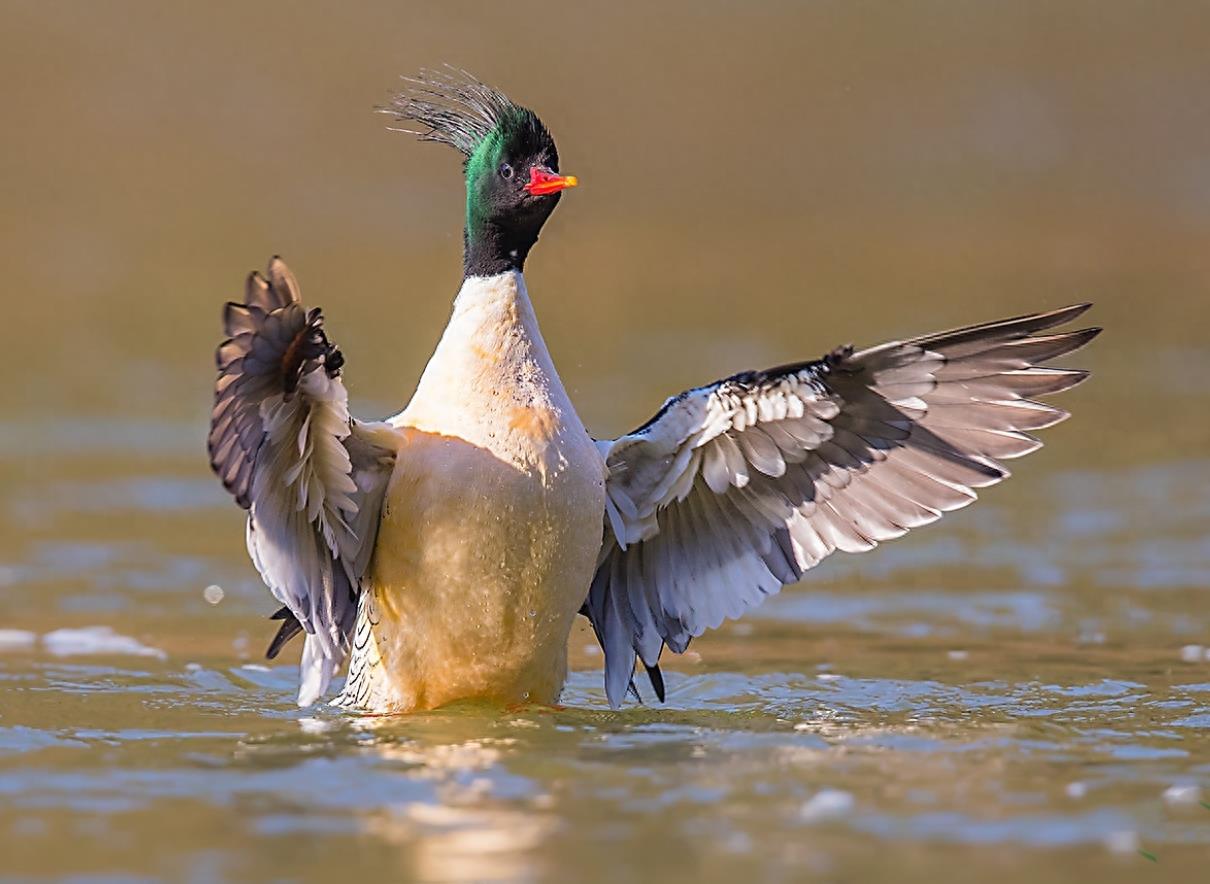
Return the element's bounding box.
[499,162,514,180]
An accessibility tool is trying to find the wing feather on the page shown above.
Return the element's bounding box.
[209,257,396,706]
[587,305,1100,707]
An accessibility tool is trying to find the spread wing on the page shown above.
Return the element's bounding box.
[208,257,397,706]
[588,304,1100,707]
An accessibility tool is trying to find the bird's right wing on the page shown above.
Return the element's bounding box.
[208,257,397,706]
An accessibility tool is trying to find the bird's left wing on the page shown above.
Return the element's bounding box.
[208,257,397,706]
[588,305,1099,707]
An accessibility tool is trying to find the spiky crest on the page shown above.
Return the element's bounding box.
[384,67,549,160]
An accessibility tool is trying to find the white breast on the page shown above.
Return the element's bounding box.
[398,272,590,473]
[348,271,607,712]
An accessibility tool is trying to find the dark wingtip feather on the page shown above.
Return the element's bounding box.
[265,607,303,660]
[627,678,642,703]
[1039,326,1102,361]
[904,303,1098,354]
[1050,302,1093,321]
[644,663,666,703]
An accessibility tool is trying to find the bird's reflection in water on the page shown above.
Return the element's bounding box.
[333,718,556,882]
[364,801,556,883]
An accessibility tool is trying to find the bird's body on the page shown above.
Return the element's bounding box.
[208,70,1100,713]
[336,271,605,712]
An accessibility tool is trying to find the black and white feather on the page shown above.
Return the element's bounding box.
[384,66,552,160]
[587,305,1100,707]
[208,258,396,706]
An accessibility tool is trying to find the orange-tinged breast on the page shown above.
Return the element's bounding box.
[506,405,559,443]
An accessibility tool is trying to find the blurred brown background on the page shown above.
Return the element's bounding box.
[3,1,1207,461]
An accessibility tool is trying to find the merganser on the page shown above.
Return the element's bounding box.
[208,69,1101,712]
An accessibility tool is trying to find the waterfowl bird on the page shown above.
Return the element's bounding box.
[208,70,1100,713]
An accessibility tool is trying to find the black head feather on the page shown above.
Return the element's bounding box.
[385,67,545,159]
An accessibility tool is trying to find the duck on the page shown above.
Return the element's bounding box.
[207,69,1100,713]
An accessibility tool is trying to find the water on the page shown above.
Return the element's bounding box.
[3,1,1210,881]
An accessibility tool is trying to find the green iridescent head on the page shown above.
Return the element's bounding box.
[387,68,577,277]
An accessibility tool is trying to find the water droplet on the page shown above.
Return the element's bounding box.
[528,609,537,619]
[0,629,36,651]
[203,584,225,605]
[522,691,530,701]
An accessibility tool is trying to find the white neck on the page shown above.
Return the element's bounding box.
[395,271,576,455]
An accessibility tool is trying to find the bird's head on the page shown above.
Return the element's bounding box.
[387,69,577,277]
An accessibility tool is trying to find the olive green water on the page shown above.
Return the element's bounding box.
[2,2,1209,881]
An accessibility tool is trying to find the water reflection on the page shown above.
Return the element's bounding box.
[0,645,1207,880]
[363,794,556,882]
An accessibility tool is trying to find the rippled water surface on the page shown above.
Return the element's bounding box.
[4,1,1210,881]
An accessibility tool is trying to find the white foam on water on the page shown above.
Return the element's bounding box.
[0,629,37,651]
[1179,644,1206,663]
[1162,783,1203,806]
[42,626,167,660]
[298,717,335,735]
[1064,781,1088,799]
[800,789,855,822]
[1102,830,1140,855]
